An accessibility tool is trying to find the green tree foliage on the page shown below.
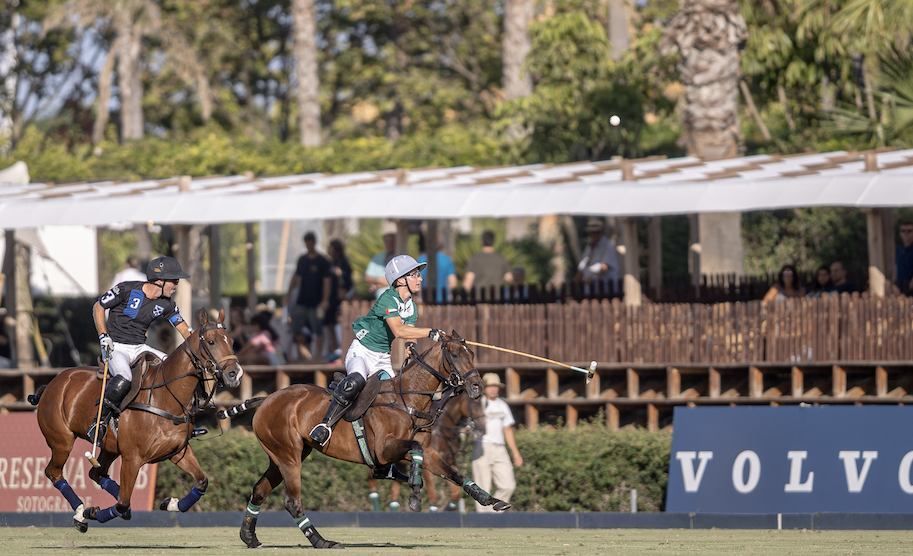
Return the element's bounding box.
[4,0,912,288]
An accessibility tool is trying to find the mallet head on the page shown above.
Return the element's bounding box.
[586,361,597,384]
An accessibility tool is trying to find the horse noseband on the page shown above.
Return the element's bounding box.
[446,371,465,390]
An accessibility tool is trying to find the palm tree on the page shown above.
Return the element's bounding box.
[291,0,321,147]
[661,0,748,278]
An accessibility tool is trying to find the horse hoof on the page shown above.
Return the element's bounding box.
[409,495,421,512]
[82,506,99,521]
[240,530,261,549]
[73,518,88,533]
[492,500,511,512]
[159,497,179,511]
[122,508,132,520]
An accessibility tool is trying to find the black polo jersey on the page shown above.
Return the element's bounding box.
[99,281,185,345]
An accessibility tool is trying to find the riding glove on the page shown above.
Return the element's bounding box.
[99,333,114,362]
[428,328,445,342]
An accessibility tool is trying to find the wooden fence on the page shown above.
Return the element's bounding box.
[342,294,913,365]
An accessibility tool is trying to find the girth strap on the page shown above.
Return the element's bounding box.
[127,402,193,425]
[351,418,375,467]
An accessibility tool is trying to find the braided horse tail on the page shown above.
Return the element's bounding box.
[217,397,266,420]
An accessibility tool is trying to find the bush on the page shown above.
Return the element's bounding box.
[154,422,671,512]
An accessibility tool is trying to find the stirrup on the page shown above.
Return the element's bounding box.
[309,423,332,447]
[87,422,107,447]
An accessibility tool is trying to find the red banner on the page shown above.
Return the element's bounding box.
[0,413,157,512]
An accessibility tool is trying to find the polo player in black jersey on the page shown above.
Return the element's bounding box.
[88,256,192,445]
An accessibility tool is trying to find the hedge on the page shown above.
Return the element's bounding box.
[154,422,671,512]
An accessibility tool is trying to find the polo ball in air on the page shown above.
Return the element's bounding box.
[609,115,621,127]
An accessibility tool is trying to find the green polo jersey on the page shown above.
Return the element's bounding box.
[352,288,418,353]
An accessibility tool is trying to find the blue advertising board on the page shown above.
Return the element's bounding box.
[666,406,913,513]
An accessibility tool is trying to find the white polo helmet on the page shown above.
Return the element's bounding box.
[385,255,426,286]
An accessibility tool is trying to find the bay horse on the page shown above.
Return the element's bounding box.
[29,309,242,532]
[238,332,509,549]
[370,392,485,511]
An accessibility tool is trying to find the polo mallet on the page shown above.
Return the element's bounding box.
[465,341,597,384]
[85,359,109,468]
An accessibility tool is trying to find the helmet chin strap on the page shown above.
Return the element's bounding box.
[396,276,418,297]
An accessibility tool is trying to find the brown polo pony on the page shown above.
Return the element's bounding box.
[29,309,242,532]
[373,392,485,511]
[238,332,508,549]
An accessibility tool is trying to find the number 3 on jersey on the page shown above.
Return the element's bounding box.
[124,290,144,319]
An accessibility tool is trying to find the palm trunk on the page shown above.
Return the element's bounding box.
[1,11,19,152]
[607,0,631,60]
[662,0,747,277]
[291,0,321,147]
[115,5,144,141]
[92,45,117,145]
[502,0,533,100]
[196,69,213,122]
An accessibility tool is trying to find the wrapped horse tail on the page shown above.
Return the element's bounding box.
[218,397,266,420]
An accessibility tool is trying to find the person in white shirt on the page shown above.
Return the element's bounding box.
[576,217,620,291]
[110,255,147,288]
[472,372,523,512]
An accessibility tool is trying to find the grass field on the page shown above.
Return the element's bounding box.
[2,527,913,555]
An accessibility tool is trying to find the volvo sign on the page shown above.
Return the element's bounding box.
[667,406,913,513]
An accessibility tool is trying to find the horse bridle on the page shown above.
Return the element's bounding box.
[394,338,481,432]
[133,322,238,425]
[183,322,239,383]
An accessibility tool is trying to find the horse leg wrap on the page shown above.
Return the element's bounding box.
[53,479,84,511]
[240,501,262,549]
[177,485,205,512]
[94,504,123,523]
[99,476,120,499]
[462,479,493,505]
[297,515,340,549]
[408,450,424,489]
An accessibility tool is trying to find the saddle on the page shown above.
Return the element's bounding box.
[96,352,162,412]
[324,372,386,423]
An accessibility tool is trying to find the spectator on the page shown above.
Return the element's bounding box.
[110,255,146,288]
[417,232,457,303]
[763,264,805,303]
[896,220,913,295]
[829,260,858,293]
[240,310,284,366]
[326,238,353,361]
[463,230,513,298]
[285,231,331,361]
[365,221,398,298]
[472,372,522,513]
[806,265,834,298]
[576,217,620,293]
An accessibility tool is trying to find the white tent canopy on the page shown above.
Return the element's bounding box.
[2,149,912,229]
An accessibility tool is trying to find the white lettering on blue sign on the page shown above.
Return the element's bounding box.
[675,451,713,492]
[732,450,761,494]
[784,451,814,493]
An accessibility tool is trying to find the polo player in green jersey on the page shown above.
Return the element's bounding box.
[309,255,444,446]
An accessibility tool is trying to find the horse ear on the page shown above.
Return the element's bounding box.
[198,308,209,327]
[217,308,225,323]
[450,329,462,340]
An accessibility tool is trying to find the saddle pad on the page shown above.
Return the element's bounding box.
[96,353,161,412]
[344,373,386,422]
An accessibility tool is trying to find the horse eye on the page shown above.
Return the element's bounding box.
[208,339,215,345]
